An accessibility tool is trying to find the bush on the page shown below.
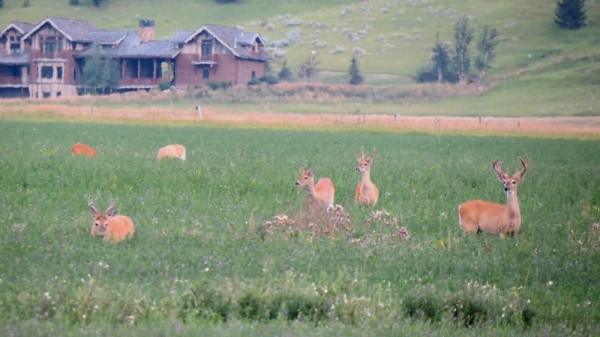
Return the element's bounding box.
[259,74,279,85]
[403,295,441,322]
[206,80,232,90]
[179,283,231,322]
[158,81,172,91]
[247,77,261,86]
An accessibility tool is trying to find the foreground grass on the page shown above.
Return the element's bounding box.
[0,120,598,336]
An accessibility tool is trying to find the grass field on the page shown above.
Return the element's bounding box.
[0,119,598,336]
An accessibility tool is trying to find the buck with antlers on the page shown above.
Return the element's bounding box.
[355,147,379,206]
[458,158,528,238]
[88,198,135,242]
[295,166,335,211]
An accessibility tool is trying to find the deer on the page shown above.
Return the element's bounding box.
[458,158,528,238]
[354,147,379,206]
[88,197,135,242]
[157,144,186,160]
[72,143,97,157]
[295,166,335,212]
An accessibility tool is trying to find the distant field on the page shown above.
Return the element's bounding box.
[0,120,598,336]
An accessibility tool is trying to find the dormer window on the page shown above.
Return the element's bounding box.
[201,39,212,57]
[9,36,21,54]
[40,36,63,53]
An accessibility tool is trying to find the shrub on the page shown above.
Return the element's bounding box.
[259,74,279,85]
[403,295,442,322]
[206,80,232,90]
[158,81,172,91]
[179,283,231,322]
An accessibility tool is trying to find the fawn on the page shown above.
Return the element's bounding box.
[295,166,335,211]
[72,143,97,157]
[354,147,379,206]
[88,198,135,242]
[458,158,528,238]
[157,144,186,160]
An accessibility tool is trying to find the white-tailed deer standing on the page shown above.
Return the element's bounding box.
[355,147,379,206]
[458,158,528,237]
[88,197,135,242]
[72,143,97,157]
[295,166,335,211]
[157,144,186,160]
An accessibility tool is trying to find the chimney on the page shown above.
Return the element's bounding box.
[138,19,155,43]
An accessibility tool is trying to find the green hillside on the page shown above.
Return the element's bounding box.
[1,0,599,116]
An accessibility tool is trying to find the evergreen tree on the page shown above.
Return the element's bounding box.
[475,25,499,82]
[278,61,292,81]
[348,55,364,85]
[82,46,120,95]
[452,16,473,82]
[0,0,5,8]
[555,0,587,30]
[431,34,451,83]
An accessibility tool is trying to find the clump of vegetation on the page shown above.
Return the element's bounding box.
[264,205,351,239]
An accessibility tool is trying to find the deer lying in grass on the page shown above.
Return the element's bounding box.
[72,143,97,157]
[157,144,186,160]
[88,198,135,242]
[458,158,528,238]
[355,147,379,206]
[295,166,335,211]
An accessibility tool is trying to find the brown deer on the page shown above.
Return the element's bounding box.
[157,144,186,160]
[295,166,335,211]
[354,147,379,206]
[88,198,135,242]
[72,143,97,157]
[458,158,528,238]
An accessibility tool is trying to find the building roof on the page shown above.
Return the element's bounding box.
[0,51,31,65]
[0,21,36,38]
[175,24,271,62]
[5,17,269,62]
[74,32,180,59]
[22,16,101,42]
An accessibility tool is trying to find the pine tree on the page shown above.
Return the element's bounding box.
[349,55,364,85]
[278,61,292,81]
[452,16,473,82]
[555,0,587,30]
[475,26,499,82]
[431,34,451,83]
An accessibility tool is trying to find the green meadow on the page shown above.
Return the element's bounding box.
[0,120,598,336]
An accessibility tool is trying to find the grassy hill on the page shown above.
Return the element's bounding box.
[1,0,599,116]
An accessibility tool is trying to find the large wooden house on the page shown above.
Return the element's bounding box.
[0,16,271,99]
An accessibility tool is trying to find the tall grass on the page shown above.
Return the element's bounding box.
[0,120,598,336]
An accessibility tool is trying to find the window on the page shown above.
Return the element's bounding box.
[42,92,51,98]
[41,36,62,53]
[41,66,53,79]
[57,67,63,80]
[251,71,256,79]
[12,67,22,78]
[201,39,212,57]
[203,68,210,79]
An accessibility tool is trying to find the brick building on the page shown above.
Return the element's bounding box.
[0,16,271,98]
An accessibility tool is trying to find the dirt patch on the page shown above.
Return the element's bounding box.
[2,104,599,139]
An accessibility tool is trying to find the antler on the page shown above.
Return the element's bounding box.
[88,197,99,215]
[356,146,365,162]
[492,159,506,181]
[516,157,528,179]
[370,148,376,160]
[105,201,118,217]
